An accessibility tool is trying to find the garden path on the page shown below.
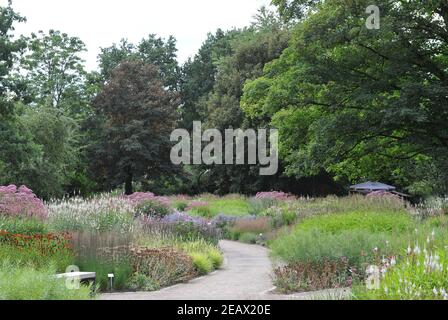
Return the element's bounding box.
[100,240,350,300]
[101,240,277,300]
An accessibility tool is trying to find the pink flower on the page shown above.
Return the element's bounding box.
[0,185,47,219]
[255,191,295,201]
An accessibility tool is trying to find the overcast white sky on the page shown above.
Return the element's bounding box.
[4,0,271,71]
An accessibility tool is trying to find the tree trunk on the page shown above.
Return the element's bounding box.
[125,173,133,195]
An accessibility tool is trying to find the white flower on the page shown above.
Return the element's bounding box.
[390,257,397,266]
[414,245,421,255]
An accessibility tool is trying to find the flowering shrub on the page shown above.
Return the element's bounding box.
[127,192,170,207]
[0,185,47,219]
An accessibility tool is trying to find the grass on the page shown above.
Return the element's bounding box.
[268,199,418,294]
[0,262,92,300]
[188,195,251,217]
[190,252,214,275]
[295,210,414,234]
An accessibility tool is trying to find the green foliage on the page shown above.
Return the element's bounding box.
[20,30,88,111]
[207,248,224,269]
[90,60,178,195]
[353,248,448,300]
[242,0,448,195]
[135,200,171,219]
[173,201,188,212]
[0,263,92,300]
[0,244,73,273]
[76,256,133,292]
[238,232,259,244]
[190,206,213,219]
[295,211,414,235]
[98,35,180,90]
[271,228,393,266]
[126,273,160,292]
[191,252,213,275]
[0,216,47,235]
[263,205,297,228]
[248,198,278,215]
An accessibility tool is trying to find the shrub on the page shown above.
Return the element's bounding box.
[0,185,47,219]
[274,259,351,294]
[0,216,47,235]
[131,247,195,288]
[0,263,92,300]
[126,273,160,291]
[135,200,171,219]
[263,206,297,228]
[191,252,213,275]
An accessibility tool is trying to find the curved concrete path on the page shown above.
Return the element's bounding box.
[101,240,275,300]
[101,240,351,300]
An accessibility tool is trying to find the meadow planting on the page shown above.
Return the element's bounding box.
[1,184,448,300]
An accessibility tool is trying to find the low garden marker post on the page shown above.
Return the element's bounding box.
[108,274,114,292]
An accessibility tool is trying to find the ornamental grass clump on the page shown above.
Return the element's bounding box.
[0,185,47,219]
[47,195,135,233]
[0,262,92,300]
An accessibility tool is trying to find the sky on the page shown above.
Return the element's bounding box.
[5,0,271,71]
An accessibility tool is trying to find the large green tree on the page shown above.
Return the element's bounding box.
[91,60,178,195]
[242,0,448,194]
[19,30,88,112]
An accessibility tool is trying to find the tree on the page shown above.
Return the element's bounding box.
[242,0,448,194]
[193,12,291,194]
[0,0,25,115]
[19,30,88,112]
[98,35,180,91]
[91,60,178,195]
[0,2,38,192]
[179,29,238,129]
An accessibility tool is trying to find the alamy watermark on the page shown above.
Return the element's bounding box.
[366,5,380,30]
[170,122,279,176]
